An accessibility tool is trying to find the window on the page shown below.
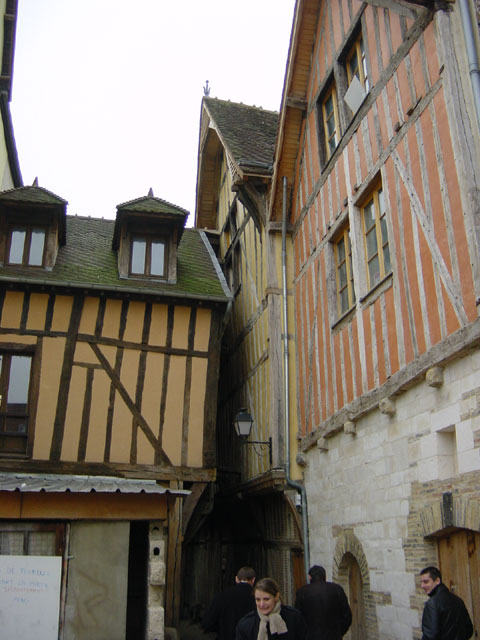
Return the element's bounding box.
[346,35,369,91]
[130,235,166,277]
[7,226,46,266]
[225,242,241,293]
[334,225,356,315]
[361,183,390,288]
[0,353,32,454]
[321,83,340,160]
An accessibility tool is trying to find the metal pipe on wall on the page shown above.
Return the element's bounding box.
[459,0,480,130]
[281,175,310,577]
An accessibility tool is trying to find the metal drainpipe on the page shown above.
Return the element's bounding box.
[281,176,310,576]
[459,0,480,130]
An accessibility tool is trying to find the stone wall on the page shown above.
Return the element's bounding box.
[147,521,168,640]
[302,348,480,639]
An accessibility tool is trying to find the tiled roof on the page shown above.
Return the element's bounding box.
[204,97,279,172]
[117,194,188,217]
[0,184,67,206]
[0,215,231,302]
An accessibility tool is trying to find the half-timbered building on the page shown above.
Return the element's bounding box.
[0,184,230,639]
[269,0,480,637]
[187,97,306,617]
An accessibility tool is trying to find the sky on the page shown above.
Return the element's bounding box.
[10,0,296,224]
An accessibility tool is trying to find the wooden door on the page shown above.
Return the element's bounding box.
[291,549,306,594]
[349,555,367,640]
[438,529,479,638]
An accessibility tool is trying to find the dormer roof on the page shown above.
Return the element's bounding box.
[0,184,68,243]
[112,193,189,250]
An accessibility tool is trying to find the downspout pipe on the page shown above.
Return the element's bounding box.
[281,176,310,576]
[458,0,480,131]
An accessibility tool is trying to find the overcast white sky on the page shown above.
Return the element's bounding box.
[10,0,296,223]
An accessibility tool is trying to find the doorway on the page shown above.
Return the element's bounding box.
[438,529,479,637]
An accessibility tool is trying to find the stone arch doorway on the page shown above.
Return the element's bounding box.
[333,531,375,639]
[338,552,367,640]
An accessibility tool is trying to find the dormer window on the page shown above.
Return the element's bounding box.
[113,191,188,284]
[130,235,167,278]
[7,226,46,266]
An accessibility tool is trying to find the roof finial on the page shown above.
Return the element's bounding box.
[32,177,38,187]
[203,80,210,96]
[148,187,154,197]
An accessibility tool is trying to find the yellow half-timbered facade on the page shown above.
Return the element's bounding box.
[0,184,230,639]
[186,97,305,618]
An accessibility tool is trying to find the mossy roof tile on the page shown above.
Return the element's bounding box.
[0,216,229,302]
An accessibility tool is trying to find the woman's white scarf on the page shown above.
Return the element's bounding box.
[257,599,288,640]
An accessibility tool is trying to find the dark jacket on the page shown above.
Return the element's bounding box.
[294,580,352,640]
[421,583,473,640]
[203,581,256,640]
[236,604,307,640]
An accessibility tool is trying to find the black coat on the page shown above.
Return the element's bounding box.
[236,604,307,640]
[202,582,256,640]
[294,581,352,640]
[421,583,473,640]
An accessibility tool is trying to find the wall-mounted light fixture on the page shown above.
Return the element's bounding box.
[233,408,272,466]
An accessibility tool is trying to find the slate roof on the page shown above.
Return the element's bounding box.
[117,194,188,217]
[0,184,67,206]
[0,215,231,302]
[203,97,279,173]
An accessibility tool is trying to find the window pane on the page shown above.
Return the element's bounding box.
[366,228,378,259]
[340,288,349,314]
[28,532,56,556]
[0,532,24,555]
[7,355,31,407]
[338,261,347,288]
[150,241,165,276]
[131,239,146,274]
[363,200,376,231]
[383,244,391,274]
[368,255,380,285]
[29,229,46,265]
[9,229,26,264]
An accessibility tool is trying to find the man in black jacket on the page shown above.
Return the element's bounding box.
[202,566,256,640]
[294,565,352,640]
[420,566,473,640]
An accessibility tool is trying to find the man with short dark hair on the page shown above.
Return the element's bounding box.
[202,566,256,640]
[295,565,352,640]
[420,566,473,640]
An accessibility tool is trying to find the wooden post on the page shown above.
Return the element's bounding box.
[165,481,183,629]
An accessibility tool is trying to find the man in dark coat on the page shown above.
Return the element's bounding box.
[294,565,352,640]
[420,566,473,640]
[202,566,256,640]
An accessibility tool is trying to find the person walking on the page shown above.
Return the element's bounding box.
[236,577,307,640]
[202,566,256,640]
[294,565,352,640]
[419,566,473,640]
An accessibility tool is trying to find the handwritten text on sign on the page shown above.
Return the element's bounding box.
[0,555,62,640]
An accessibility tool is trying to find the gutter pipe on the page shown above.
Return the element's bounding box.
[458,0,480,130]
[281,176,310,576]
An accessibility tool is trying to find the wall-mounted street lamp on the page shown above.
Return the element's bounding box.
[233,408,272,466]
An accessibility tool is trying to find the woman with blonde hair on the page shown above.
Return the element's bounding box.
[236,577,307,640]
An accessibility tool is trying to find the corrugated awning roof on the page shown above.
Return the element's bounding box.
[0,473,190,496]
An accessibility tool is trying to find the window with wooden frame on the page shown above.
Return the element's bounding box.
[346,34,369,91]
[130,235,167,278]
[361,182,391,289]
[7,226,46,266]
[0,352,33,455]
[334,224,356,316]
[320,83,340,161]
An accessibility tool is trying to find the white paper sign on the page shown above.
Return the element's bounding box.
[0,555,62,640]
